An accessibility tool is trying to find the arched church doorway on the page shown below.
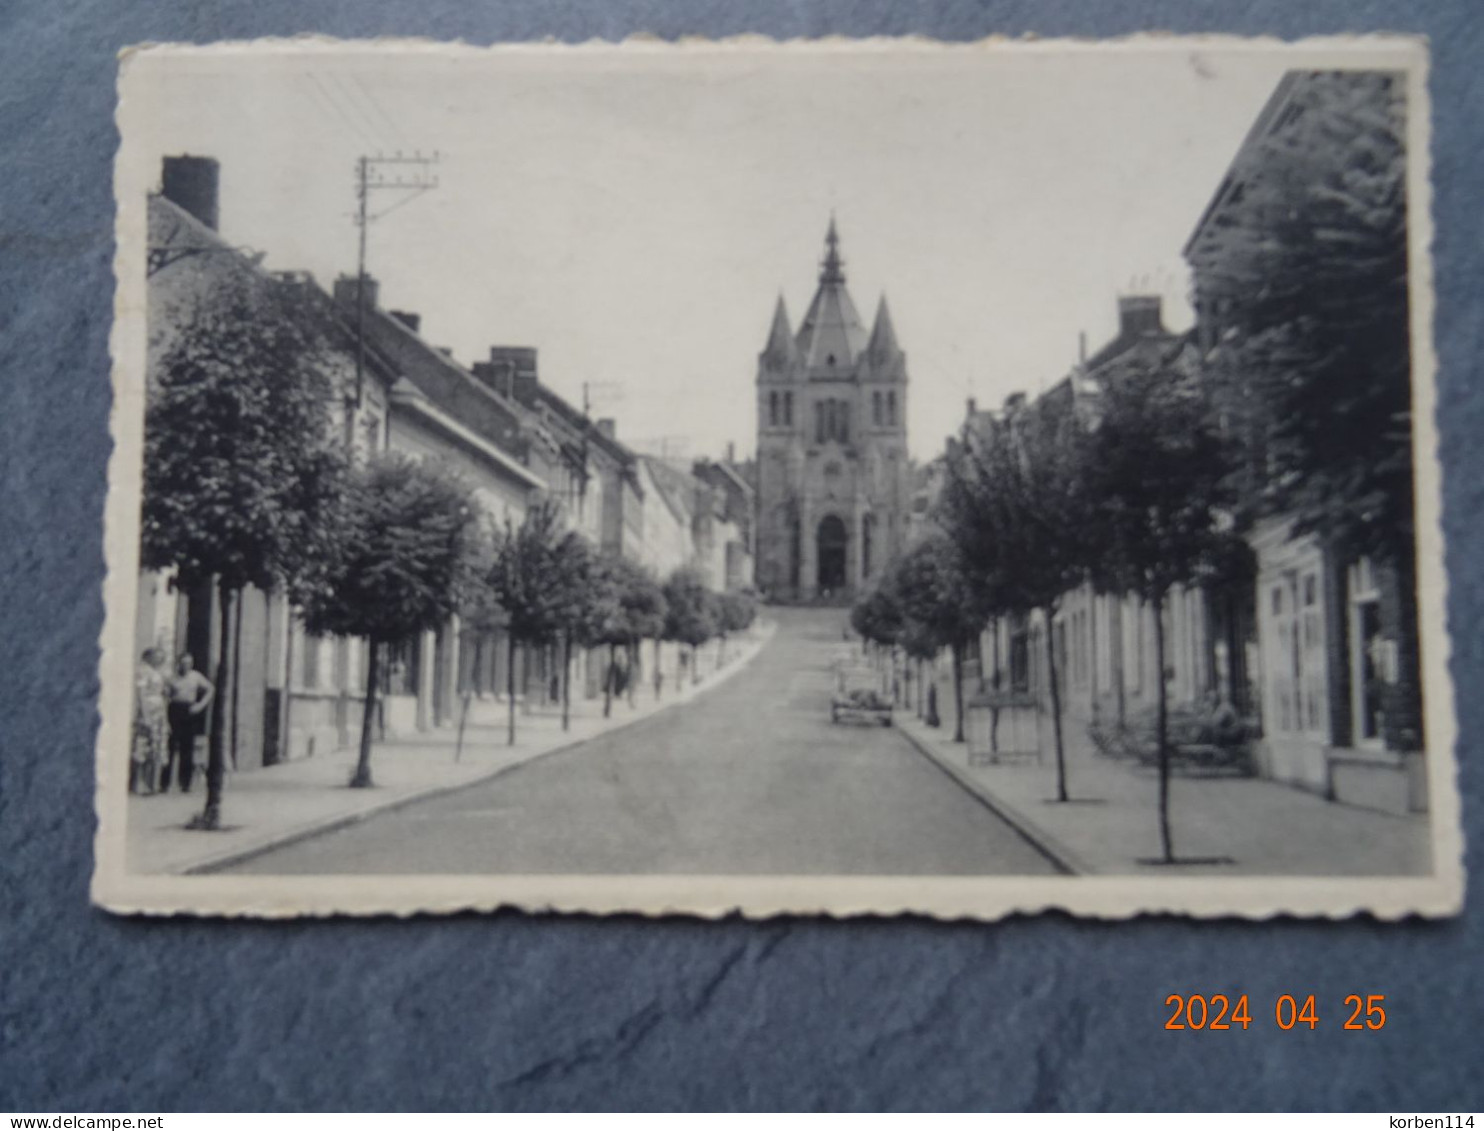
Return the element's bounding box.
[817,515,848,595]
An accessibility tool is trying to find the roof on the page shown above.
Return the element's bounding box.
[795,220,870,373]
[1183,70,1305,259]
[388,379,546,491]
[761,295,800,367]
[865,295,901,361]
[639,456,699,528]
[351,297,532,465]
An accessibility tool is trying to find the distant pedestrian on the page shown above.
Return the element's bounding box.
[162,652,214,793]
[130,647,168,795]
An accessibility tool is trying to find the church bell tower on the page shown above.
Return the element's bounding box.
[754,218,910,603]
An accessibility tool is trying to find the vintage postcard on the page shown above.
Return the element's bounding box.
[95,35,1463,919]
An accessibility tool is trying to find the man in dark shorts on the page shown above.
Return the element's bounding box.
[162,652,214,793]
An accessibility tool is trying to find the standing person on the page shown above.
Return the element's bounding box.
[130,647,168,795]
[162,652,214,793]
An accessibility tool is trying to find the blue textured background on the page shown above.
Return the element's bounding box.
[1,0,1480,1112]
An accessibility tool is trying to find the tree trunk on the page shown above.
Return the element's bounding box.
[350,638,380,788]
[561,631,571,732]
[230,592,244,771]
[951,640,966,743]
[990,617,1001,753]
[1044,605,1069,802]
[604,642,615,718]
[194,582,236,830]
[507,633,517,747]
[654,637,662,701]
[692,645,700,685]
[628,640,639,708]
[1153,591,1174,863]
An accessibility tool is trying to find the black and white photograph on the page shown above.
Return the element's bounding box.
[95,36,1461,918]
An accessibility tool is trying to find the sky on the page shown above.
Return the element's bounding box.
[123,41,1298,463]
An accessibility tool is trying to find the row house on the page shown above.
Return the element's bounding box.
[944,71,1423,815]
[469,352,652,703]
[1182,71,1425,813]
[138,155,549,769]
[952,296,1228,742]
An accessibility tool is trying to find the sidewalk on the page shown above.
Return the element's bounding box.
[896,707,1432,877]
[126,622,776,875]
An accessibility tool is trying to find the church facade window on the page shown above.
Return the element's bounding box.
[887,391,897,426]
[783,391,793,426]
[769,390,779,427]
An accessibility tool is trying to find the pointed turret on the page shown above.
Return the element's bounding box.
[761,294,798,366]
[867,295,901,360]
[796,217,868,372]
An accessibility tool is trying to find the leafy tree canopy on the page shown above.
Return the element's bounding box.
[142,274,347,597]
[299,452,480,643]
[1084,357,1243,602]
[888,533,982,653]
[487,501,590,645]
[939,392,1095,616]
[1190,71,1410,562]
[662,567,717,649]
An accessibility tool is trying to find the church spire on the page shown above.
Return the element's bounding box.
[867,295,900,359]
[820,214,845,285]
[762,293,798,363]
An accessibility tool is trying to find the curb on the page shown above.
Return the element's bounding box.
[894,717,1091,877]
[179,625,777,876]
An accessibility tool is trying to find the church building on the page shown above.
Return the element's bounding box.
[754,220,911,602]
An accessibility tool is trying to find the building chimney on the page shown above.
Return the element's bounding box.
[1078,331,1087,364]
[161,155,220,231]
[726,441,736,464]
[333,274,380,314]
[389,310,421,333]
[596,418,616,440]
[1117,295,1164,338]
[966,397,977,419]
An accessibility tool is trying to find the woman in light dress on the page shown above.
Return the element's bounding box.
[130,647,169,795]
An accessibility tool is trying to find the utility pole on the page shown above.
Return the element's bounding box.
[351,150,440,410]
[577,380,624,521]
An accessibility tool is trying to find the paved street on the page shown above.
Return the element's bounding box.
[230,608,1058,875]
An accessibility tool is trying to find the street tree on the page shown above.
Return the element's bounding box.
[940,394,1096,797]
[1085,355,1241,863]
[851,578,906,702]
[142,273,347,828]
[1188,70,1419,746]
[582,553,667,715]
[662,568,717,687]
[712,590,757,666]
[299,452,481,788]
[544,531,596,731]
[890,532,986,743]
[486,501,586,745]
